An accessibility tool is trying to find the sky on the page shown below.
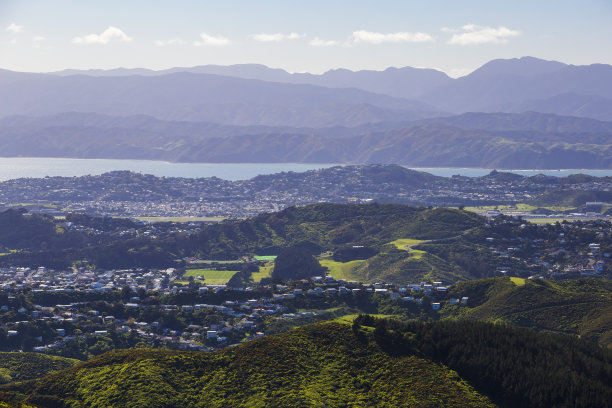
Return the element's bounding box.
[1,0,611,77]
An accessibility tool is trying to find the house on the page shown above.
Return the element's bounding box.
[461,297,469,304]
[432,303,441,310]
[374,288,388,294]
[449,298,459,305]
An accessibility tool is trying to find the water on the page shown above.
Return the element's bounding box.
[0,158,337,181]
[0,158,611,181]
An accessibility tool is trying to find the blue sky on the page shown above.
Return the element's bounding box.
[1,0,611,76]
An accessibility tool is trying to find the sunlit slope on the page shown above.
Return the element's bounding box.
[3,323,495,408]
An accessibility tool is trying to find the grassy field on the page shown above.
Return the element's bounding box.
[254,255,277,261]
[318,259,365,281]
[510,277,526,286]
[183,269,237,285]
[465,204,538,212]
[389,238,425,250]
[252,262,274,283]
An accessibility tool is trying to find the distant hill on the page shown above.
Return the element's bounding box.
[417,111,612,133]
[2,57,612,165]
[3,56,612,124]
[191,203,482,256]
[1,114,610,168]
[420,57,612,118]
[0,71,441,127]
[51,63,454,100]
[493,93,612,121]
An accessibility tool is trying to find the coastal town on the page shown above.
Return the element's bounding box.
[0,165,610,219]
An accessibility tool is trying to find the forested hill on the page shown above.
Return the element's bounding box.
[0,204,485,280]
[1,323,496,408]
[445,277,612,346]
[2,320,611,408]
[189,204,484,258]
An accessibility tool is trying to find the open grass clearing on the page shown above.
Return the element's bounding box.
[408,249,426,259]
[183,269,237,285]
[510,277,526,286]
[252,262,274,283]
[254,255,277,261]
[389,238,425,251]
[318,259,365,281]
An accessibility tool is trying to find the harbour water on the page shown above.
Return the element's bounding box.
[0,157,611,181]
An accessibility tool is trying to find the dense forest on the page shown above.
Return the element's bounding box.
[353,316,612,408]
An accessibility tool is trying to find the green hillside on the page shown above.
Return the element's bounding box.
[3,323,495,408]
[0,353,79,385]
[193,204,483,258]
[3,320,612,408]
[192,204,485,283]
[445,277,612,346]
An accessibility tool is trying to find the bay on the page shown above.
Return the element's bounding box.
[0,157,611,181]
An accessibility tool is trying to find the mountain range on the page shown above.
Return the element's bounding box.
[1,57,612,168]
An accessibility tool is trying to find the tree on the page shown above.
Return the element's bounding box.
[272,247,324,281]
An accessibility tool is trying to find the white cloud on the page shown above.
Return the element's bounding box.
[351,30,434,44]
[72,26,133,44]
[155,38,186,47]
[309,37,338,47]
[33,35,46,42]
[6,23,23,33]
[447,24,520,45]
[251,32,304,42]
[194,32,230,46]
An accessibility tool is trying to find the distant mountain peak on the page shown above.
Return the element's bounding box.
[470,56,567,78]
